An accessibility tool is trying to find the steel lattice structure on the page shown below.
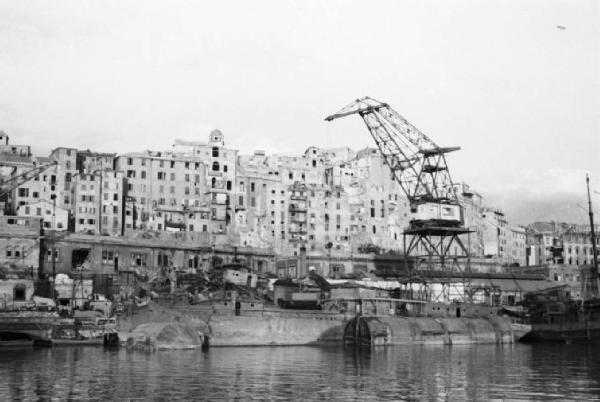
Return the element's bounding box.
[326,97,472,302]
[325,97,459,209]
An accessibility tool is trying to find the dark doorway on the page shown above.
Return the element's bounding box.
[13,285,26,301]
[72,249,90,269]
[456,307,461,318]
[114,257,119,272]
[235,301,241,316]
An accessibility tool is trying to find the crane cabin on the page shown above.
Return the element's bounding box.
[410,202,462,227]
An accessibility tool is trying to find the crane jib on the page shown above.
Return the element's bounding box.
[325,97,463,229]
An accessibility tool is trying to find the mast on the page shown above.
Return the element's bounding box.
[587,174,599,297]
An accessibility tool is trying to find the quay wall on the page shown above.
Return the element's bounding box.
[117,302,517,346]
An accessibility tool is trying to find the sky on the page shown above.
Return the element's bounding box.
[0,0,598,224]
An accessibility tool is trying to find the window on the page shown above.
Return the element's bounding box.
[227,181,232,190]
[185,174,190,182]
[129,252,147,267]
[102,249,115,263]
[13,285,26,301]
[158,253,169,267]
[157,172,165,180]
[127,158,133,165]
[223,165,228,172]
[47,248,59,262]
[251,182,255,192]
[212,147,219,157]
[212,162,220,171]
[170,173,176,181]
[141,171,146,179]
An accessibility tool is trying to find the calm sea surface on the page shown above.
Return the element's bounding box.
[1,343,600,401]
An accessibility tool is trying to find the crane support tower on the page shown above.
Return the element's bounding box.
[326,97,472,302]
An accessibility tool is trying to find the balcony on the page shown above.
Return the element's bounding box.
[289,234,307,242]
[165,221,186,230]
[289,204,307,213]
[289,225,307,234]
[290,194,307,201]
[289,213,307,223]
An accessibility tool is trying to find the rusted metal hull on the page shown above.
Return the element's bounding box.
[521,319,600,343]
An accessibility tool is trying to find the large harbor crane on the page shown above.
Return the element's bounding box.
[326,97,472,301]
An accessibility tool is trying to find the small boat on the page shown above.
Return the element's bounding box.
[52,317,118,346]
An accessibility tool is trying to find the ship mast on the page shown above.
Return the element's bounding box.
[586,174,599,297]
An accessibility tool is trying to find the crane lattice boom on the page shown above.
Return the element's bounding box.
[326,97,462,227]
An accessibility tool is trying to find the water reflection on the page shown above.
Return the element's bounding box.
[1,344,600,400]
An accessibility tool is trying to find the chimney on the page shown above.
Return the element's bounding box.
[299,246,307,277]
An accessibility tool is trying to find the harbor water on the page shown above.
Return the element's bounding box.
[1,344,600,400]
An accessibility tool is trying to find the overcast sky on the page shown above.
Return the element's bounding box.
[0,0,598,224]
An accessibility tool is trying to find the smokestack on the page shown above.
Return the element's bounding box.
[299,246,307,277]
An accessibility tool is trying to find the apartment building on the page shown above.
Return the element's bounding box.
[17,200,69,231]
[115,151,207,231]
[73,170,125,236]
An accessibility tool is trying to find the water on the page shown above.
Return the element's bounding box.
[1,344,600,401]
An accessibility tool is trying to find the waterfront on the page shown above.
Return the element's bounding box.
[1,344,600,401]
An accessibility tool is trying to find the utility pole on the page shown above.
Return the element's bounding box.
[587,174,599,297]
[51,197,56,301]
[97,171,103,235]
